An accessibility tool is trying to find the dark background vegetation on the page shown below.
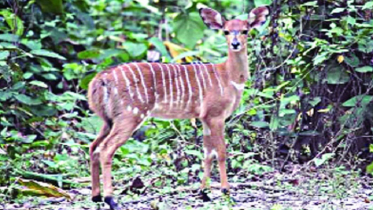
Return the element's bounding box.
[0,0,372,208]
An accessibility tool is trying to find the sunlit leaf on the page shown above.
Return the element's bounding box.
[17,178,71,199]
[31,49,66,60]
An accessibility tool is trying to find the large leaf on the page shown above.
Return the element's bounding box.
[324,66,349,84]
[172,12,205,49]
[148,37,171,59]
[0,9,24,36]
[31,49,66,60]
[14,94,43,105]
[17,178,71,199]
[355,66,373,73]
[254,0,273,6]
[342,95,373,107]
[36,0,64,14]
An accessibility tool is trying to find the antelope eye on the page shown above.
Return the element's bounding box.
[224,31,230,35]
[242,30,248,34]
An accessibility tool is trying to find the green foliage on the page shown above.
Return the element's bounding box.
[0,0,372,206]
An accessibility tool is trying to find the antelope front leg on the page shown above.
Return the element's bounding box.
[200,118,229,199]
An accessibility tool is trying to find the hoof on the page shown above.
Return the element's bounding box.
[104,196,120,210]
[199,189,212,202]
[92,195,102,203]
[221,188,236,203]
[221,188,229,195]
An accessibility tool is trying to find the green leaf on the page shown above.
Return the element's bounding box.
[314,153,334,167]
[0,91,13,101]
[344,55,360,67]
[122,42,147,58]
[342,95,373,107]
[15,94,43,105]
[0,51,9,60]
[331,8,345,14]
[355,66,373,73]
[301,1,318,7]
[362,2,373,10]
[31,49,66,60]
[173,12,205,49]
[77,49,100,59]
[0,34,19,42]
[325,66,349,84]
[148,37,170,59]
[0,9,24,36]
[250,121,269,128]
[29,81,48,88]
[80,73,96,90]
[254,0,273,6]
[309,97,321,107]
[36,0,64,14]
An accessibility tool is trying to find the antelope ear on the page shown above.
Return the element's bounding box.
[248,6,269,29]
[199,7,226,30]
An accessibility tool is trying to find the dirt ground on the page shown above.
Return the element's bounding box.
[3,170,373,210]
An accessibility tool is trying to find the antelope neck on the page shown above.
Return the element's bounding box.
[225,46,248,84]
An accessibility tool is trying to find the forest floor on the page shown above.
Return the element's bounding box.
[3,165,373,210]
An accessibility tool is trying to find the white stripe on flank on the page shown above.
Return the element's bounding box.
[102,73,108,104]
[156,63,168,103]
[134,63,149,103]
[113,68,119,84]
[172,65,180,104]
[125,64,144,103]
[211,64,224,96]
[191,64,203,103]
[147,63,158,102]
[119,66,134,99]
[165,64,173,108]
[195,62,207,89]
[176,65,185,107]
[200,62,213,87]
[183,65,193,107]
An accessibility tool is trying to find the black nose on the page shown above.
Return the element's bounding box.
[231,42,240,49]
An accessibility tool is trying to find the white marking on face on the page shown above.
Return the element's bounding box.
[133,107,139,115]
[165,65,173,109]
[140,114,144,118]
[211,64,224,96]
[156,63,168,103]
[125,64,144,103]
[183,65,193,108]
[119,66,134,99]
[146,110,151,115]
[191,63,203,103]
[134,63,149,103]
[199,62,213,87]
[230,81,245,91]
[176,65,185,108]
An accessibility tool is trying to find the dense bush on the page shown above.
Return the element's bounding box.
[0,0,372,204]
